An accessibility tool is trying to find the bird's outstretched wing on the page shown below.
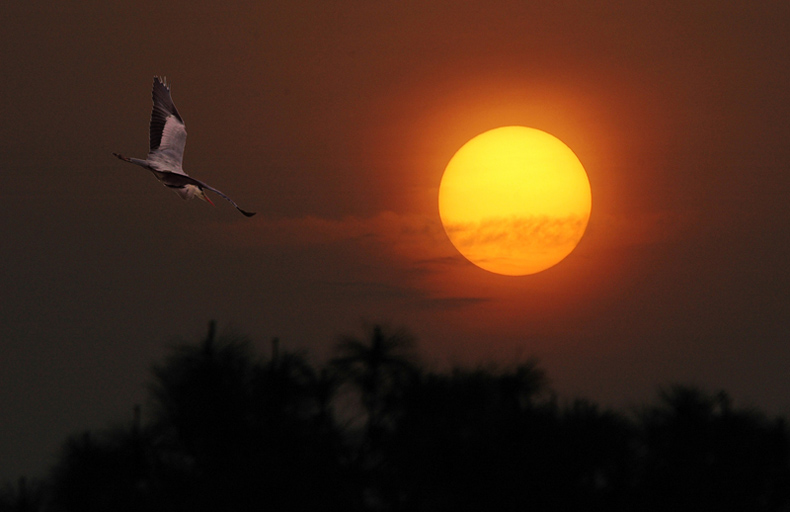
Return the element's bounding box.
[148,77,187,172]
[149,169,256,217]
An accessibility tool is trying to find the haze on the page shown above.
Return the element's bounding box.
[2,0,789,482]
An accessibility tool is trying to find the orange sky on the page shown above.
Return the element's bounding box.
[2,0,790,482]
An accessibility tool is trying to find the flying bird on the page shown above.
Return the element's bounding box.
[113,77,255,217]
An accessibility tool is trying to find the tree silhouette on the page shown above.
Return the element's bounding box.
[147,322,360,511]
[246,340,361,510]
[0,477,46,512]
[636,385,790,511]
[329,324,419,508]
[146,321,256,510]
[47,412,154,512]
[9,322,790,512]
[331,324,418,444]
[383,363,567,511]
[555,399,636,511]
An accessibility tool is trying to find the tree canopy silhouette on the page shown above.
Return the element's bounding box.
[9,321,789,512]
[331,323,418,439]
[635,385,790,511]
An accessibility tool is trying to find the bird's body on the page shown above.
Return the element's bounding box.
[113,77,255,217]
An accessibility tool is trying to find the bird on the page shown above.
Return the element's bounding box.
[113,77,255,217]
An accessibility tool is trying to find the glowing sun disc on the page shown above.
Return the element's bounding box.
[439,126,591,276]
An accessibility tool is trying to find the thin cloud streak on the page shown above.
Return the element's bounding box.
[212,207,699,306]
[212,210,489,312]
[444,214,588,251]
[219,210,453,263]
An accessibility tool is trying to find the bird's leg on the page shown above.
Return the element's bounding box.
[113,152,131,162]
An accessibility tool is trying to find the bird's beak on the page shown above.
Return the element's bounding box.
[200,190,215,206]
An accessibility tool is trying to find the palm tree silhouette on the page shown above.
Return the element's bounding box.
[331,324,417,444]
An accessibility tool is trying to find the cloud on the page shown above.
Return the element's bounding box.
[211,210,488,309]
[437,214,589,275]
[222,210,454,262]
[413,295,491,310]
[444,214,588,254]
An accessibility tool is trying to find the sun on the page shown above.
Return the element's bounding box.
[438,126,591,276]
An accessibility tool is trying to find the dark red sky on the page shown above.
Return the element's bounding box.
[2,0,790,481]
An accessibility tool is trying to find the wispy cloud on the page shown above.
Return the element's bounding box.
[439,214,589,274]
[212,211,488,309]
[222,211,443,248]
[444,214,589,254]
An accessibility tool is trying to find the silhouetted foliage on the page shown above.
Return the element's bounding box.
[48,421,154,512]
[9,322,790,511]
[380,363,637,511]
[383,364,556,510]
[0,477,46,512]
[332,324,419,441]
[144,322,359,511]
[556,399,636,511]
[635,385,790,511]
